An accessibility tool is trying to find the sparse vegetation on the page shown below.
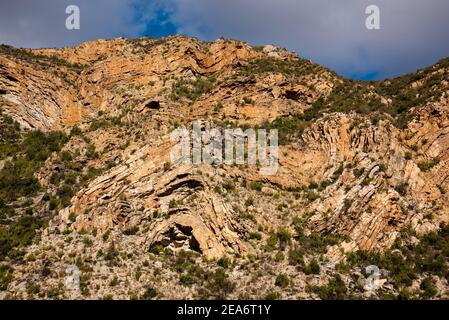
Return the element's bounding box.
[141,286,157,299]
[420,277,437,298]
[203,268,235,299]
[169,76,217,102]
[346,224,449,292]
[0,44,88,74]
[264,291,281,300]
[304,259,321,275]
[0,216,44,261]
[249,181,263,192]
[404,152,412,160]
[394,183,408,196]
[0,264,14,290]
[123,226,139,236]
[418,158,440,172]
[306,275,348,300]
[0,129,68,202]
[237,57,326,79]
[275,274,290,288]
[1,37,448,301]
[261,114,311,145]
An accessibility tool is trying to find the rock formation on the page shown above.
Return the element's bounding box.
[0,36,448,300]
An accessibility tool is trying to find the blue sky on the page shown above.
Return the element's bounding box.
[140,8,177,39]
[1,0,449,80]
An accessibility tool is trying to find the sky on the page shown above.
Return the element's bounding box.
[0,0,448,80]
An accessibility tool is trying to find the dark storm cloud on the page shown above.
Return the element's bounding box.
[0,0,448,79]
[159,0,449,79]
[0,0,152,48]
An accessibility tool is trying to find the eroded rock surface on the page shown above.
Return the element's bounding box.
[1,36,448,300]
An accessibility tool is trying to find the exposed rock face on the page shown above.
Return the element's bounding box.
[0,53,86,130]
[61,140,245,259]
[1,36,448,300]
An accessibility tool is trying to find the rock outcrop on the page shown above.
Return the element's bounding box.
[1,36,448,300]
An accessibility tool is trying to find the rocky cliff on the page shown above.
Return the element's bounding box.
[0,36,448,300]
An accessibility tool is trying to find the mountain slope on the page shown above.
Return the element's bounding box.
[0,36,448,300]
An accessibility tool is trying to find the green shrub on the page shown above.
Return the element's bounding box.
[335,262,351,274]
[70,126,82,136]
[105,241,117,261]
[262,114,310,145]
[85,144,98,159]
[304,259,321,275]
[288,246,304,266]
[0,159,41,201]
[214,101,223,112]
[168,199,179,209]
[60,150,73,162]
[83,236,93,247]
[238,57,324,79]
[68,212,77,223]
[309,182,319,189]
[173,250,196,273]
[217,257,231,269]
[0,115,21,159]
[57,184,74,207]
[109,276,119,286]
[141,286,157,299]
[102,230,111,242]
[306,192,319,202]
[89,116,122,131]
[150,245,164,255]
[307,275,347,300]
[170,76,216,101]
[276,228,291,249]
[275,274,290,288]
[0,216,43,261]
[394,183,408,196]
[249,181,263,192]
[418,158,440,172]
[264,234,278,252]
[49,198,58,210]
[291,220,342,256]
[275,251,285,262]
[179,274,194,287]
[353,167,365,178]
[222,180,235,192]
[378,163,387,172]
[0,264,13,290]
[26,281,41,295]
[332,164,345,179]
[123,226,139,236]
[243,97,254,105]
[248,232,262,240]
[264,291,280,300]
[244,197,254,207]
[420,277,437,298]
[206,269,235,299]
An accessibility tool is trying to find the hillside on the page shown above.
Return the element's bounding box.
[0,35,448,300]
